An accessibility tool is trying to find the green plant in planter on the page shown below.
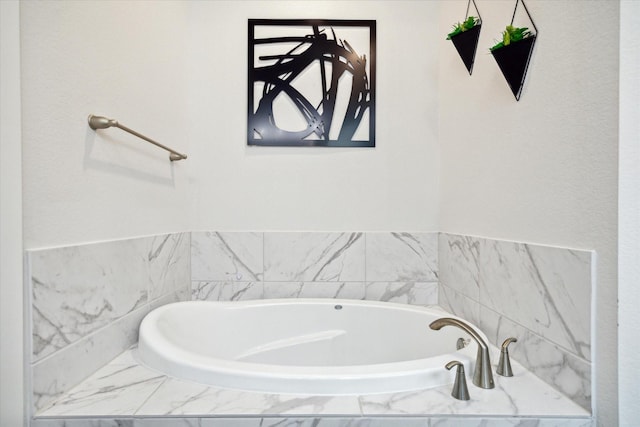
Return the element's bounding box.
[446,16,480,40]
[490,25,532,51]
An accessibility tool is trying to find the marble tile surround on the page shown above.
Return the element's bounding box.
[191,232,440,306]
[28,233,191,413]
[33,347,590,426]
[28,230,594,424]
[32,418,594,427]
[438,233,593,411]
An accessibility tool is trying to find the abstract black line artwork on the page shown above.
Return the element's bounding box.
[248,19,376,147]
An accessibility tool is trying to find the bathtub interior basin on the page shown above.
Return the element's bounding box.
[137,299,482,395]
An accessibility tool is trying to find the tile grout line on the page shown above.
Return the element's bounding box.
[441,279,590,364]
[479,302,592,365]
[133,376,170,416]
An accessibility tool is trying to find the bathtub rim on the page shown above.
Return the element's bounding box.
[137,298,480,395]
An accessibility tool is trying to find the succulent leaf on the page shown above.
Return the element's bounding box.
[446,16,478,39]
[490,24,532,51]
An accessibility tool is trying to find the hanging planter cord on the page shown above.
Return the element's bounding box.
[466,0,482,25]
[511,0,538,35]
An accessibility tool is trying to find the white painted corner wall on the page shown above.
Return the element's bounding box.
[20,1,441,250]
[0,1,25,426]
[437,1,619,425]
[438,0,618,252]
[20,1,193,249]
[618,1,640,426]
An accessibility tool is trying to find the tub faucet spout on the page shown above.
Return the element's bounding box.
[429,317,494,389]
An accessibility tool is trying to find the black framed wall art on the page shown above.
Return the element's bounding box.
[248,19,376,147]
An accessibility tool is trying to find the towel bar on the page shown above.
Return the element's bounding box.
[88,114,187,161]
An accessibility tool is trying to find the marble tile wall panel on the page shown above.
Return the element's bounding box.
[30,418,594,427]
[194,281,366,302]
[479,307,591,411]
[437,283,480,326]
[30,232,190,362]
[364,282,438,305]
[150,284,191,310]
[147,233,190,300]
[191,232,263,282]
[192,281,437,305]
[478,239,592,361]
[31,289,190,414]
[218,281,263,301]
[264,232,365,282]
[134,420,201,427]
[438,233,593,412]
[29,233,190,414]
[191,232,439,307]
[192,281,225,301]
[32,305,150,412]
[30,418,593,427]
[262,282,366,300]
[428,419,593,427]
[207,418,428,427]
[31,240,148,361]
[438,233,480,300]
[365,232,438,282]
[192,281,265,301]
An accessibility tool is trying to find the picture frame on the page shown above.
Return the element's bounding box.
[248,19,376,147]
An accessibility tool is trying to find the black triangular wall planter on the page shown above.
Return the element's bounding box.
[450,25,482,75]
[491,35,536,100]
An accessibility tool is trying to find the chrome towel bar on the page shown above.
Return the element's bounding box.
[88,114,187,161]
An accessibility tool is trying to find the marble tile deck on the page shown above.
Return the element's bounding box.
[35,346,589,425]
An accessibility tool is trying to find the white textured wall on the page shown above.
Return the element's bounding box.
[21,0,440,247]
[187,1,440,233]
[618,1,640,425]
[438,1,619,425]
[0,2,25,425]
[21,1,192,249]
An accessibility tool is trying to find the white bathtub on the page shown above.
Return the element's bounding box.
[137,299,481,395]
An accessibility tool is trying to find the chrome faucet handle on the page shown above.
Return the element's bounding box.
[445,360,470,400]
[497,337,518,377]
